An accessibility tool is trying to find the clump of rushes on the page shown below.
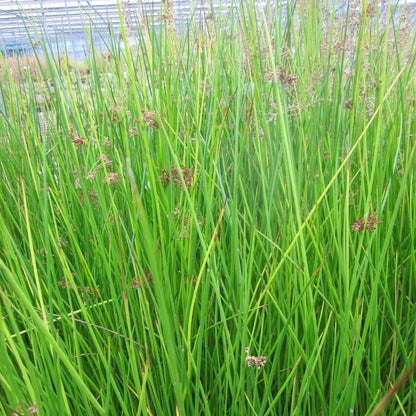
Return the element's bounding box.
[0,1,415,415]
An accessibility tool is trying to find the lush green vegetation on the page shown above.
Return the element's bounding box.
[1,0,415,414]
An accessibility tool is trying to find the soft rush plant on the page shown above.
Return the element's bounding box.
[0,0,415,414]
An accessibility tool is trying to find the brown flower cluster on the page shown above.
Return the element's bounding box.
[97,152,113,169]
[159,164,195,191]
[129,126,140,136]
[86,170,97,180]
[263,63,299,88]
[277,65,299,88]
[72,148,118,199]
[245,347,267,370]
[167,206,204,240]
[344,98,354,110]
[130,269,153,289]
[58,236,68,251]
[70,127,86,146]
[103,172,119,185]
[39,247,55,264]
[58,278,100,303]
[91,135,111,147]
[161,0,175,28]
[107,107,121,126]
[12,402,38,415]
[351,211,382,232]
[78,190,99,206]
[108,210,114,226]
[133,109,158,130]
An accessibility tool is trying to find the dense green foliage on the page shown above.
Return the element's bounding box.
[0,0,415,414]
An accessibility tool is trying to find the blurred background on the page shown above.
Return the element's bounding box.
[0,0,270,60]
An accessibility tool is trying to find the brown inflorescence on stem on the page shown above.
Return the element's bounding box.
[58,278,100,305]
[133,108,159,130]
[158,164,195,191]
[69,127,86,146]
[167,205,204,240]
[130,270,153,289]
[103,172,119,185]
[97,153,113,170]
[245,347,267,370]
[12,402,38,415]
[351,211,382,232]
